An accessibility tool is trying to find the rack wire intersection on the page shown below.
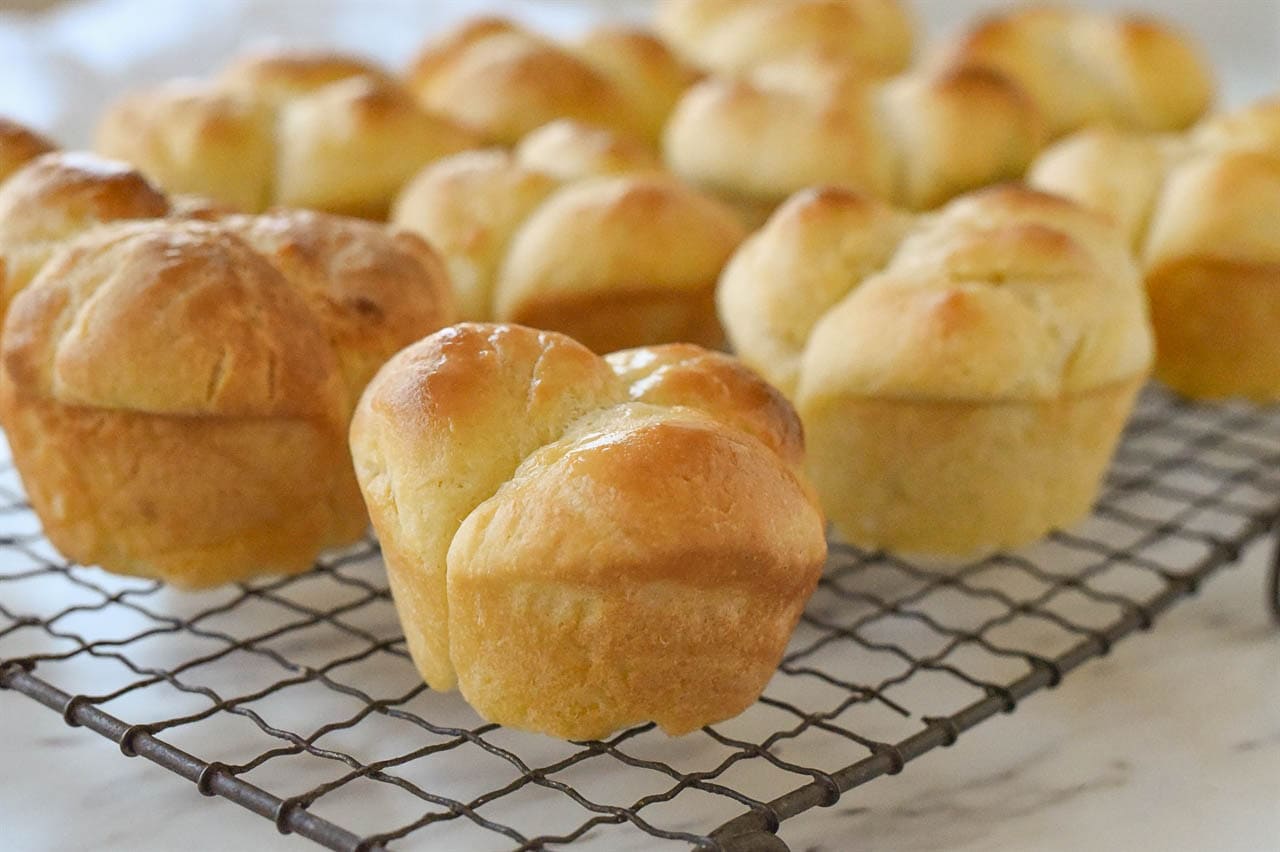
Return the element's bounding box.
[3,386,1279,851]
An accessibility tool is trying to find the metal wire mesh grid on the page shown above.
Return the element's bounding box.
[2,386,1279,852]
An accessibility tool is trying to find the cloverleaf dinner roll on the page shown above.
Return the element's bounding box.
[406,17,697,148]
[664,4,1213,225]
[0,152,170,323]
[664,60,1043,225]
[939,6,1213,138]
[720,185,1153,554]
[218,210,456,409]
[1030,98,1280,400]
[0,214,454,588]
[349,323,826,738]
[393,124,743,352]
[654,0,914,77]
[96,50,478,216]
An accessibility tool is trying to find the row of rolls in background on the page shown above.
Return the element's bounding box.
[0,0,1275,740]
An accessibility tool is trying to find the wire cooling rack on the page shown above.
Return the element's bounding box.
[2,387,1279,852]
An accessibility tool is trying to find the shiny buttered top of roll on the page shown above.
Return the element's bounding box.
[721,183,1152,402]
[349,322,826,739]
[939,6,1213,138]
[406,17,697,148]
[0,117,58,185]
[664,59,1044,221]
[0,152,171,323]
[1029,98,1280,400]
[95,50,478,216]
[392,122,743,353]
[719,184,1153,553]
[0,215,455,587]
[654,0,914,77]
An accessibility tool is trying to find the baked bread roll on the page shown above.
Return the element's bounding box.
[349,322,826,738]
[0,152,170,322]
[664,61,1043,224]
[1029,99,1280,400]
[512,118,662,182]
[219,49,393,106]
[654,0,913,77]
[1,215,455,587]
[218,209,456,407]
[96,79,277,213]
[719,184,1153,553]
[273,77,478,218]
[406,17,696,147]
[0,118,57,185]
[939,7,1213,138]
[393,128,742,352]
[96,51,477,216]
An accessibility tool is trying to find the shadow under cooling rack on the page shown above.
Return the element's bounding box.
[2,386,1280,851]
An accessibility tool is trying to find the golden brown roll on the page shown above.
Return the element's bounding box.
[219,49,392,106]
[654,0,914,77]
[274,77,479,218]
[95,51,476,216]
[719,184,1153,554]
[1,214,456,588]
[1143,152,1280,401]
[349,322,826,738]
[1,220,356,587]
[939,6,1213,138]
[665,60,1042,224]
[96,79,277,212]
[0,152,170,322]
[1029,98,1280,400]
[0,118,58,185]
[406,17,695,147]
[218,209,456,405]
[573,27,702,145]
[512,118,663,182]
[393,131,742,351]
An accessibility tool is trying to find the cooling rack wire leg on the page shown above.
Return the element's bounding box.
[713,828,792,852]
[1269,523,1280,625]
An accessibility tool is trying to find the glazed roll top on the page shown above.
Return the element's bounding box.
[796,187,1150,406]
[664,59,1043,220]
[218,49,394,106]
[1031,99,1280,259]
[350,323,825,737]
[940,6,1213,137]
[0,118,58,184]
[722,184,1151,403]
[0,152,171,321]
[512,118,663,182]
[393,122,743,352]
[1030,98,1280,399]
[654,0,914,77]
[96,51,479,216]
[4,221,345,420]
[96,79,277,212]
[407,17,697,148]
[0,208,456,587]
[219,210,456,407]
